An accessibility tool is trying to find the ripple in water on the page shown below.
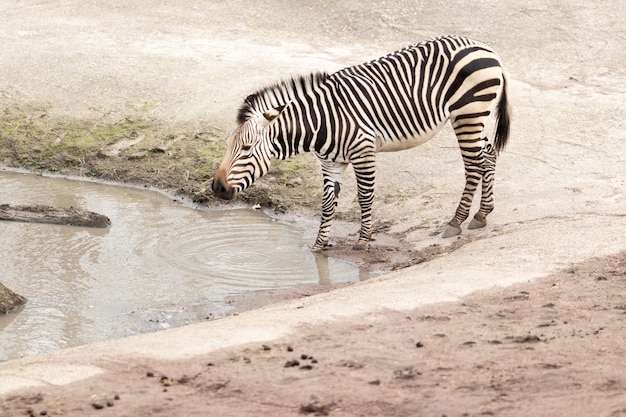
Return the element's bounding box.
[0,171,368,361]
[161,211,320,287]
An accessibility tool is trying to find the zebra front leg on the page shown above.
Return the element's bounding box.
[352,152,376,250]
[469,143,497,229]
[312,161,347,252]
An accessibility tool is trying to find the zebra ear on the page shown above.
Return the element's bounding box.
[262,105,286,123]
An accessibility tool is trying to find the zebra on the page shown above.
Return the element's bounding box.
[212,35,511,251]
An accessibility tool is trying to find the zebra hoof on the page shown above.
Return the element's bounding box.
[468,215,487,230]
[311,243,328,252]
[442,223,462,238]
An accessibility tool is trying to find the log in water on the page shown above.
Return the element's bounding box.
[0,204,111,228]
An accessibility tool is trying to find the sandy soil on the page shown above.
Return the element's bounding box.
[2,251,625,416]
[0,0,625,415]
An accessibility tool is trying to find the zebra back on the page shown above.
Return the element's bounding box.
[237,35,508,159]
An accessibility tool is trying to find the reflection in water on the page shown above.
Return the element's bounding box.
[0,171,368,361]
[313,253,370,284]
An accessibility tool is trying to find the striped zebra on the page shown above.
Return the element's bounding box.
[212,35,511,251]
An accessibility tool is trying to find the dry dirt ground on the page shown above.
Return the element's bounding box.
[1,252,625,417]
[1,1,625,416]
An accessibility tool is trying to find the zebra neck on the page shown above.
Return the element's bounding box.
[270,113,320,159]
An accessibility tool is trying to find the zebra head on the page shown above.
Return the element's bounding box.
[212,105,284,200]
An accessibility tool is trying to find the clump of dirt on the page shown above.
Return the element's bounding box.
[0,283,26,314]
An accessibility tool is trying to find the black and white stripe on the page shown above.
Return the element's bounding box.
[213,35,511,250]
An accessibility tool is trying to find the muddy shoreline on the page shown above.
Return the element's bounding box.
[0,164,428,274]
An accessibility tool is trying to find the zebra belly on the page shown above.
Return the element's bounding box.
[375,129,439,153]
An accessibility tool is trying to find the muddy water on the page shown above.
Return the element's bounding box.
[0,171,367,361]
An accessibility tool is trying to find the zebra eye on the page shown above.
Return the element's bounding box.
[241,144,252,152]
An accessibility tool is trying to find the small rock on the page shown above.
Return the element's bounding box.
[262,344,271,351]
[284,359,300,368]
[513,335,542,343]
[92,402,105,410]
[146,371,154,377]
[299,401,335,415]
[287,346,294,352]
[393,367,421,379]
[415,341,424,348]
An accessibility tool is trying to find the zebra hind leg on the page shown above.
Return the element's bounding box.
[468,142,497,230]
[442,150,484,238]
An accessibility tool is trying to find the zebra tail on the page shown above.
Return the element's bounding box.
[493,72,511,155]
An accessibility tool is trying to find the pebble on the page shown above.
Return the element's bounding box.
[284,359,300,368]
[92,402,105,410]
[146,371,154,377]
[262,344,271,351]
[416,341,424,348]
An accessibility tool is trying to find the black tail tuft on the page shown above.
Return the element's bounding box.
[493,73,511,155]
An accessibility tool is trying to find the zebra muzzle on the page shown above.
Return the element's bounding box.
[212,175,237,200]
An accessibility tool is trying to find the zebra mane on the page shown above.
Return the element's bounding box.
[237,72,329,124]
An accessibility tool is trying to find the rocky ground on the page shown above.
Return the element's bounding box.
[0,1,624,416]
